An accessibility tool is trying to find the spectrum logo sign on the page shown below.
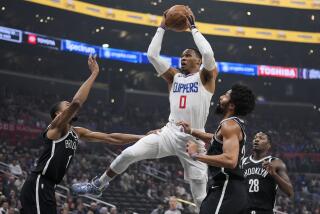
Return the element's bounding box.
[258,65,298,79]
[61,40,99,55]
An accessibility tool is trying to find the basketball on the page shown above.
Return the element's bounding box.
[165,5,189,32]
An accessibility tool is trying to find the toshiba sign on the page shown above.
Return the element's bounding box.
[258,65,298,79]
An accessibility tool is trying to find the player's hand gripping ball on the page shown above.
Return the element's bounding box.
[165,5,190,32]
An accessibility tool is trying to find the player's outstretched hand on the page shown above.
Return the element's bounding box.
[186,141,198,157]
[262,161,276,176]
[146,129,161,135]
[176,121,191,134]
[88,54,99,76]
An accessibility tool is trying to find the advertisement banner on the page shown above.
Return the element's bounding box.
[258,65,298,79]
[61,40,100,55]
[24,32,60,50]
[300,68,320,79]
[217,0,320,10]
[1,25,319,80]
[0,26,22,43]
[26,0,320,44]
[140,53,180,68]
[218,62,258,76]
[101,48,141,63]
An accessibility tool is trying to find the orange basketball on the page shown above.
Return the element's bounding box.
[165,5,189,32]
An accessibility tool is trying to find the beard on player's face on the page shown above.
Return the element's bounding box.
[215,102,226,115]
[181,60,194,74]
[180,67,190,74]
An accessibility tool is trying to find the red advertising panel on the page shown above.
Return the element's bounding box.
[258,65,298,79]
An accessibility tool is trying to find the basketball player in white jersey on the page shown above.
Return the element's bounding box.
[72,7,218,207]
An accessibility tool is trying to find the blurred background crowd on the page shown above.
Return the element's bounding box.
[0,86,319,213]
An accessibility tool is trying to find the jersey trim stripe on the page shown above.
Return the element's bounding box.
[213,135,223,144]
[214,117,245,144]
[42,143,56,175]
[215,169,229,214]
[273,185,279,212]
[232,118,247,142]
[41,130,72,175]
[249,155,272,163]
[219,116,240,124]
[52,131,71,143]
[36,174,41,214]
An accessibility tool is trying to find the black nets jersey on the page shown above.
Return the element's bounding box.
[32,126,79,184]
[242,155,278,211]
[207,117,246,181]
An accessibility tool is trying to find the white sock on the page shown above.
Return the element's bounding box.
[99,172,113,184]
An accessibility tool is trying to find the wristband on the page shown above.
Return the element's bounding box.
[159,25,167,30]
[187,15,196,29]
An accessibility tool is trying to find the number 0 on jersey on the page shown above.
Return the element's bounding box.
[179,96,187,109]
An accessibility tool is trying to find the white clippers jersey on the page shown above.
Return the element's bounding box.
[168,72,213,130]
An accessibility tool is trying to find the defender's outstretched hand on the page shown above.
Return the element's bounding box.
[88,54,99,76]
[186,141,199,160]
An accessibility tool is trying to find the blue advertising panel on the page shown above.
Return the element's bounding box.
[61,40,100,55]
[300,68,320,79]
[101,48,141,63]
[217,62,258,76]
[141,53,180,68]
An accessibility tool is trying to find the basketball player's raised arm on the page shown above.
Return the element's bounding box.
[50,55,99,131]
[187,121,241,169]
[186,7,218,93]
[147,12,178,86]
[263,159,294,198]
[74,127,144,145]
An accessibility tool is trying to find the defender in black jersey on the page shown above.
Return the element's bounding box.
[243,132,293,214]
[20,56,142,214]
[178,84,255,214]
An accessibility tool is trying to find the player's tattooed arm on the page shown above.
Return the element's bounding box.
[187,121,241,169]
[177,121,213,144]
[263,159,294,198]
[74,127,144,145]
[48,55,99,139]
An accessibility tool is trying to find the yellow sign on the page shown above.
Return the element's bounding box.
[26,0,320,44]
[217,0,320,10]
